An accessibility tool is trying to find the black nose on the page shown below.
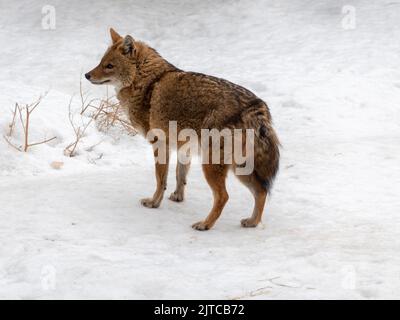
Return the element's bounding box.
[85,73,91,80]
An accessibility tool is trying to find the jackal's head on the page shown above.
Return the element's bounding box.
[85,28,137,88]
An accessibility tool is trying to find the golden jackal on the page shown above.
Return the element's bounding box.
[86,28,280,231]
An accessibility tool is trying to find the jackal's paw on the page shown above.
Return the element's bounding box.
[191,221,211,231]
[169,191,184,202]
[240,218,258,228]
[140,198,160,208]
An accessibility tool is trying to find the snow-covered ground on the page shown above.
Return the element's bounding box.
[1,0,400,299]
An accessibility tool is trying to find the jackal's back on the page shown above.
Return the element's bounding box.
[150,71,267,132]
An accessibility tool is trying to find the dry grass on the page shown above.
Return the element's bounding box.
[3,79,136,156]
[63,96,95,157]
[85,86,136,135]
[3,94,57,152]
[64,81,136,157]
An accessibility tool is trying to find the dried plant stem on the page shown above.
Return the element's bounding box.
[3,95,57,152]
[64,96,94,157]
[7,103,18,137]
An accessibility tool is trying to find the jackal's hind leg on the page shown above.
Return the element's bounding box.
[240,190,266,227]
[235,173,267,228]
[192,164,229,231]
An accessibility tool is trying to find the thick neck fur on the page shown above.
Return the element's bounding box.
[133,42,177,89]
[116,42,177,134]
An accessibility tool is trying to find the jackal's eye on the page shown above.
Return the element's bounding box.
[105,63,114,69]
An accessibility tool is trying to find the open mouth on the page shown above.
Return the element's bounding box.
[91,79,111,85]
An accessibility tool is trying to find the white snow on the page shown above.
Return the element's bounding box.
[1,0,400,299]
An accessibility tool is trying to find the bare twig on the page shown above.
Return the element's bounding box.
[6,103,18,137]
[3,94,56,152]
[28,136,57,148]
[64,95,95,157]
[2,135,22,151]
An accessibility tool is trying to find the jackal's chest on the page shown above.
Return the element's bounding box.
[117,91,149,136]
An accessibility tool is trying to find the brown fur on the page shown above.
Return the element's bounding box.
[86,29,280,230]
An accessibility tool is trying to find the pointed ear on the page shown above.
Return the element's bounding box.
[122,35,135,56]
[110,28,122,44]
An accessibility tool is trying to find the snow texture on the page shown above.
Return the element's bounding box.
[1,0,400,299]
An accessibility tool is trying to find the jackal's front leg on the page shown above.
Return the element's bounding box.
[141,144,169,208]
[169,161,191,202]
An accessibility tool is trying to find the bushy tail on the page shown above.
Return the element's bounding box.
[241,99,280,191]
